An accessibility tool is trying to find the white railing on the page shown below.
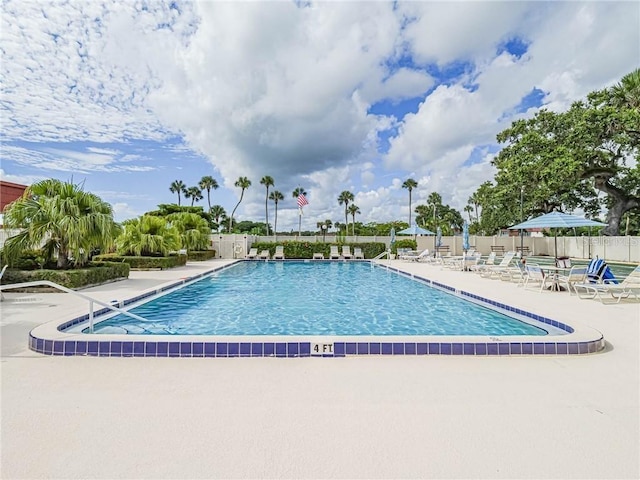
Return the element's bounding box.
[0,280,149,333]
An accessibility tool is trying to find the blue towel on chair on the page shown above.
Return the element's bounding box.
[586,258,618,284]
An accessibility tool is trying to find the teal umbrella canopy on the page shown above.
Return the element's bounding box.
[508,212,606,230]
[397,225,434,235]
[462,221,470,251]
[509,212,606,259]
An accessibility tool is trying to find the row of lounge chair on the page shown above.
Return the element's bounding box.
[399,248,639,303]
[245,245,365,260]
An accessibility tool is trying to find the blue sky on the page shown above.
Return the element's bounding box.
[1,1,638,231]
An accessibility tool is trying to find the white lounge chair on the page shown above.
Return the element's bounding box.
[353,247,364,259]
[258,250,270,260]
[342,246,352,259]
[273,246,285,260]
[400,248,429,261]
[245,248,258,260]
[480,251,516,278]
[575,265,640,303]
[471,252,496,273]
[313,252,325,260]
[329,245,341,260]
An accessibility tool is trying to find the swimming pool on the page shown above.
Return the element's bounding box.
[28,260,606,357]
[90,261,551,336]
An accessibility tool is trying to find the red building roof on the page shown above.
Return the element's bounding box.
[1,180,28,211]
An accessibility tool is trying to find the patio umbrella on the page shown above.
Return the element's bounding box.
[462,221,470,252]
[389,227,396,252]
[436,227,442,247]
[508,212,606,259]
[397,224,434,236]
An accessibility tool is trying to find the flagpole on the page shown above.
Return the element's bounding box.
[298,207,302,236]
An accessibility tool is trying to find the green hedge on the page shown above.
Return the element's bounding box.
[391,239,417,254]
[187,250,216,261]
[249,241,386,259]
[0,261,130,290]
[92,253,187,269]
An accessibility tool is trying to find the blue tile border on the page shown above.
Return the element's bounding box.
[28,333,605,358]
[31,261,605,358]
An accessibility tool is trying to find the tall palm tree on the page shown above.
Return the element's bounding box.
[463,205,473,222]
[347,204,360,235]
[292,187,307,235]
[611,68,640,109]
[260,176,275,235]
[2,179,119,268]
[468,192,480,223]
[337,190,354,234]
[169,180,186,206]
[185,186,203,206]
[198,176,219,211]
[229,176,251,232]
[269,190,284,235]
[210,205,226,232]
[402,178,418,226]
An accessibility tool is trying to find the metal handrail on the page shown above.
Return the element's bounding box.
[373,250,391,260]
[0,280,150,333]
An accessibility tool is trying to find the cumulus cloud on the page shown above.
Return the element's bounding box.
[1,0,638,229]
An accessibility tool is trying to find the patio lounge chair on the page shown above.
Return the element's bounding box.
[273,246,285,260]
[574,265,640,303]
[342,246,352,259]
[329,245,341,260]
[258,250,270,260]
[399,248,429,261]
[313,252,325,260]
[245,248,258,260]
[470,252,496,273]
[500,259,527,285]
[353,247,364,259]
[480,251,516,278]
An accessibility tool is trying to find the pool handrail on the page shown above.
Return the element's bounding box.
[0,280,150,333]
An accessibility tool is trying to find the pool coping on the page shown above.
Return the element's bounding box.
[28,260,606,357]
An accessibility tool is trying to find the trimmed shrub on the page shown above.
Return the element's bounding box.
[391,239,417,254]
[249,241,386,259]
[0,261,129,290]
[93,254,187,269]
[187,250,217,261]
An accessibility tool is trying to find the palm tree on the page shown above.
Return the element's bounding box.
[229,176,251,232]
[468,192,480,222]
[269,190,284,235]
[611,68,640,109]
[169,180,186,206]
[260,176,275,235]
[116,215,180,256]
[167,212,210,251]
[2,179,119,268]
[292,187,307,235]
[198,176,219,211]
[347,204,361,235]
[210,205,226,232]
[185,186,203,206]
[402,178,418,226]
[463,205,473,223]
[337,190,354,234]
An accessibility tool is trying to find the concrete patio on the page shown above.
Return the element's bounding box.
[1,259,638,479]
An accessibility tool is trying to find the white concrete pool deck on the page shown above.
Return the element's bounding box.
[1,259,638,479]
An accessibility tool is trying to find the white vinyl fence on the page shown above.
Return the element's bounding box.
[1,229,637,263]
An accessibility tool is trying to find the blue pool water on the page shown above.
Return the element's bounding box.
[90,261,548,336]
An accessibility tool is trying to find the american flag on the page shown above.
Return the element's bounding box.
[297,193,309,208]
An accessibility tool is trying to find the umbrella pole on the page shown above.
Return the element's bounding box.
[554,230,558,263]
